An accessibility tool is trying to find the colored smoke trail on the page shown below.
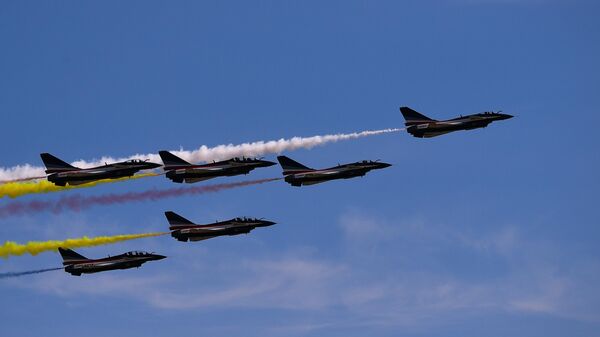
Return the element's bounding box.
[0,173,160,199]
[0,267,62,279]
[0,178,280,217]
[0,232,168,258]
[0,128,403,180]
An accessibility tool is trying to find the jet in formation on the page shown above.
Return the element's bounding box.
[166,211,276,242]
[40,153,162,186]
[400,107,513,138]
[58,247,166,276]
[159,150,276,184]
[277,156,391,187]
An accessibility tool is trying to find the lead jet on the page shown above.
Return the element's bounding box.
[400,107,513,138]
[58,247,165,276]
[277,156,391,187]
[165,211,276,242]
[159,150,276,184]
[40,153,162,186]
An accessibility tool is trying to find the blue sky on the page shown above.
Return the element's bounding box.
[1,1,599,336]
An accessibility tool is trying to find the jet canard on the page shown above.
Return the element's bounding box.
[58,247,166,276]
[400,107,513,138]
[40,153,162,186]
[165,211,276,242]
[159,150,276,184]
[277,156,391,187]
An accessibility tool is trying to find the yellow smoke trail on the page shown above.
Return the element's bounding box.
[0,173,159,199]
[0,232,168,258]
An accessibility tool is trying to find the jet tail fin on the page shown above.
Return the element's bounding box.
[58,247,88,265]
[165,211,195,230]
[400,107,436,123]
[40,153,79,174]
[159,151,192,169]
[277,156,314,175]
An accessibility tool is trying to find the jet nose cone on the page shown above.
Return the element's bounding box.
[149,162,163,169]
[378,162,392,169]
[151,254,167,260]
[260,160,277,167]
[262,220,277,226]
[497,113,513,120]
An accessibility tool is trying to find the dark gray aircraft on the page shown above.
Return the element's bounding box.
[159,150,276,183]
[400,107,513,138]
[58,247,165,276]
[165,211,276,242]
[40,153,162,186]
[277,156,391,187]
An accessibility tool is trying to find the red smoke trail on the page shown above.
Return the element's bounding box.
[0,178,281,217]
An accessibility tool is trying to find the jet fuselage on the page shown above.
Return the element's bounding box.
[59,249,166,276]
[159,151,275,184]
[400,107,513,138]
[166,211,276,242]
[280,159,391,187]
[41,153,161,186]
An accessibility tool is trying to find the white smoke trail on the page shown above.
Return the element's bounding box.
[0,164,48,182]
[0,267,63,279]
[0,128,402,181]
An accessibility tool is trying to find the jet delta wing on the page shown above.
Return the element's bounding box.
[165,211,276,242]
[58,247,165,276]
[159,151,276,184]
[277,156,391,187]
[40,153,161,186]
[400,107,513,138]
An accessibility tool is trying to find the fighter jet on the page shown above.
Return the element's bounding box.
[165,211,276,242]
[58,247,165,276]
[158,150,276,184]
[400,107,513,138]
[40,153,162,186]
[277,156,391,187]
